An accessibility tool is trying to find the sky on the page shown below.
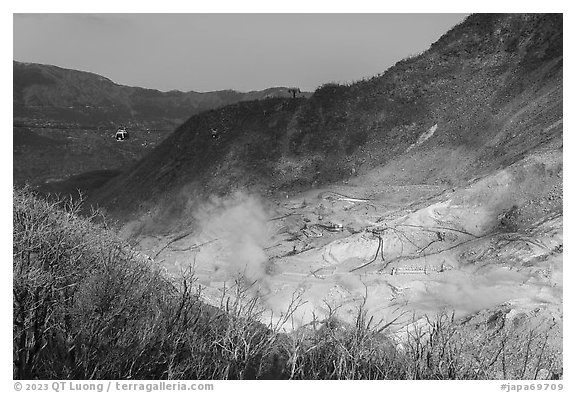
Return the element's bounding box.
[13,13,469,93]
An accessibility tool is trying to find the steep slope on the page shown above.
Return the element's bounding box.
[92,14,562,220]
[13,61,309,130]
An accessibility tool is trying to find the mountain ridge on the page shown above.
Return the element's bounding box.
[13,60,311,131]
[89,13,562,220]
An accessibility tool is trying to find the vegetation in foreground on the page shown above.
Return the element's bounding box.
[13,188,562,380]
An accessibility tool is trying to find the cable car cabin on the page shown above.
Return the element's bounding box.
[115,127,129,141]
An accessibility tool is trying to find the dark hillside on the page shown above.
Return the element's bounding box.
[91,13,562,218]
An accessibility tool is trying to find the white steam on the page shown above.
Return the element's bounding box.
[194,193,272,284]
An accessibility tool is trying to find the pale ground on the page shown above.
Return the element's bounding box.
[131,147,562,353]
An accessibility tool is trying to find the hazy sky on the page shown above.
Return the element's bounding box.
[13,13,468,93]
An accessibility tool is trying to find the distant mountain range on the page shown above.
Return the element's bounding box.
[13,61,310,130]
